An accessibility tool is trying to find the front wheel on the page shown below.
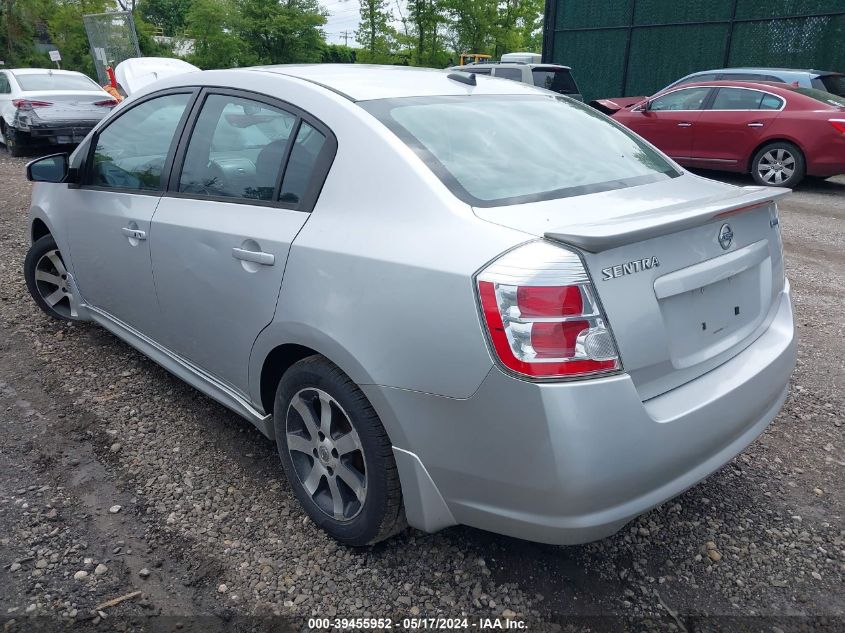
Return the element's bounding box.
[751,142,805,187]
[274,356,405,546]
[24,235,81,321]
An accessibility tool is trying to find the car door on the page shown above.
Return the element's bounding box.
[629,87,712,161]
[690,87,784,167]
[150,89,336,393]
[63,89,196,336]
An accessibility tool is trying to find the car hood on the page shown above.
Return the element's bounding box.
[589,96,647,114]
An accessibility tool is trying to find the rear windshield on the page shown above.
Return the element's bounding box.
[532,68,578,95]
[812,74,845,97]
[14,73,100,92]
[793,87,845,108]
[361,95,679,207]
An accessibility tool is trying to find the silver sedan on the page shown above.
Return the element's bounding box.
[23,65,796,546]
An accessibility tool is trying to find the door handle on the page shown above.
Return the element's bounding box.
[121,227,146,240]
[677,122,692,127]
[747,122,764,128]
[232,247,275,266]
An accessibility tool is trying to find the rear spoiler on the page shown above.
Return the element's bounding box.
[545,186,790,253]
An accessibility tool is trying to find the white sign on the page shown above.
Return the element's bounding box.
[49,50,61,62]
[94,48,107,64]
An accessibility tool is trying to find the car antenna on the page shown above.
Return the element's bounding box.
[447,72,476,87]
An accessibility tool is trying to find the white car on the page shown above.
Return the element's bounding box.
[0,68,117,156]
[114,57,200,97]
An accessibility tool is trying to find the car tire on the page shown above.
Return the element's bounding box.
[751,141,805,188]
[24,235,81,321]
[3,124,26,157]
[274,355,406,546]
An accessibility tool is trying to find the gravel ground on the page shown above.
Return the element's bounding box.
[0,151,843,632]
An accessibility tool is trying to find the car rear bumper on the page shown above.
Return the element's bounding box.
[13,116,98,145]
[367,283,795,544]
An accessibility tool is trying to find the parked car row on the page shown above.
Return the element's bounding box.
[24,64,796,547]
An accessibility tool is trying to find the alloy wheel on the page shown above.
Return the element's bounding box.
[757,148,795,185]
[286,388,367,521]
[34,249,77,319]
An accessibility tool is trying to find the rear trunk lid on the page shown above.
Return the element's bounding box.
[473,175,789,400]
[20,90,113,123]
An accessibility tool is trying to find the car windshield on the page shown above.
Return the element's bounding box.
[813,74,845,97]
[15,73,100,91]
[793,87,845,108]
[361,95,678,207]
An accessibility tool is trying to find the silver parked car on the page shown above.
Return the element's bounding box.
[0,69,117,156]
[448,61,583,101]
[24,65,796,546]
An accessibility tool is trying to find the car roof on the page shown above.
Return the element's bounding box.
[244,64,544,100]
[690,67,842,77]
[8,68,88,77]
[453,62,572,71]
[665,80,796,94]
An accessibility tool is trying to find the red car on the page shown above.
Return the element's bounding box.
[612,81,845,187]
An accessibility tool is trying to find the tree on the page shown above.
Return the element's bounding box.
[47,0,110,78]
[356,0,394,63]
[186,0,242,69]
[236,0,327,65]
[137,0,192,36]
[442,0,495,57]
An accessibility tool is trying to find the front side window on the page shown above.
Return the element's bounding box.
[362,95,678,207]
[495,67,523,82]
[87,92,192,191]
[178,94,297,201]
[710,88,779,110]
[650,87,711,111]
[14,72,101,92]
[532,69,578,95]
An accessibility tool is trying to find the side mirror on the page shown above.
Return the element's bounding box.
[643,100,653,112]
[26,153,76,184]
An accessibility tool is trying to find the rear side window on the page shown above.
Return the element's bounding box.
[14,72,100,91]
[495,67,523,82]
[87,93,192,191]
[532,68,578,95]
[362,94,678,207]
[279,122,327,205]
[178,94,297,201]
[721,72,782,83]
[812,74,845,97]
[793,87,845,108]
[675,73,719,86]
[710,88,781,110]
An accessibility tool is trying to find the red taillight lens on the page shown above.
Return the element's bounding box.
[94,99,118,107]
[476,241,620,379]
[830,119,845,134]
[12,99,52,109]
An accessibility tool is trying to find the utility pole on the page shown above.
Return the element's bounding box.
[341,30,350,46]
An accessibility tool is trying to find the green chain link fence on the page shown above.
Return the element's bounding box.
[542,0,845,102]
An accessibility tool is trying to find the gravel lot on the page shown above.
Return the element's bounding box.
[1,151,843,632]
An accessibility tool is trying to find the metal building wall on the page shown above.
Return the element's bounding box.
[542,0,845,102]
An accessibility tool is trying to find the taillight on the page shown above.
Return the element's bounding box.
[94,99,118,107]
[12,99,52,109]
[476,241,620,379]
[830,119,845,134]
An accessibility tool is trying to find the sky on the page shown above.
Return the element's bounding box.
[323,0,409,47]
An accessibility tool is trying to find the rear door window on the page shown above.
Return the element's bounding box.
[532,68,578,95]
[709,87,780,110]
[494,67,523,82]
[87,92,192,191]
[178,94,297,201]
[279,122,327,205]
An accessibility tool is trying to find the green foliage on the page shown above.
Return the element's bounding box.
[186,0,242,69]
[236,0,327,65]
[138,0,192,36]
[320,43,356,63]
[356,0,395,63]
[47,0,110,78]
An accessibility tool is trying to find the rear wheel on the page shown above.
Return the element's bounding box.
[3,124,26,157]
[24,235,81,321]
[751,142,804,188]
[274,356,405,546]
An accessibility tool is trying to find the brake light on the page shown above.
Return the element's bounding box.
[12,99,52,109]
[94,99,119,107]
[830,119,845,134]
[476,241,620,379]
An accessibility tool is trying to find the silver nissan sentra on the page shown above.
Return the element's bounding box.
[23,65,796,546]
